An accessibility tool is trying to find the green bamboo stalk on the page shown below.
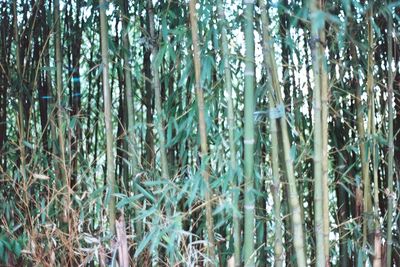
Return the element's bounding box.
[188,0,216,263]
[216,1,241,265]
[356,7,373,253]
[270,105,283,267]
[99,0,116,235]
[278,90,306,267]
[310,0,325,265]
[13,0,28,206]
[242,0,255,265]
[386,2,394,265]
[120,1,144,264]
[54,2,74,263]
[259,3,283,267]
[371,49,381,267]
[268,91,284,267]
[121,0,137,192]
[348,28,364,263]
[148,1,172,263]
[364,6,375,255]
[319,4,330,263]
[54,0,69,216]
[363,6,381,267]
[355,61,371,260]
[148,0,169,181]
[259,1,306,266]
[120,0,143,241]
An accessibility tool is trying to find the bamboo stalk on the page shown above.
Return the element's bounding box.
[348,21,364,256]
[349,10,377,264]
[54,0,70,221]
[99,0,116,234]
[121,0,137,192]
[348,23,364,266]
[217,0,241,265]
[269,101,283,267]
[386,2,394,265]
[13,0,29,207]
[148,0,169,181]
[353,7,373,256]
[348,6,373,261]
[371,58,381,267]
[148,1,173,263]
[319,2,330,263]
[310,0,326,265]
[363,5,382,267]
[259,1,306,266]
[188,0,216,263]
[364,5,375,255]
[259,3,283,267]
[116,213,130,267]
[242,0,256,265]
[54,0,75,263]
[120,0,143,242]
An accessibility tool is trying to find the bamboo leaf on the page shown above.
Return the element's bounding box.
[134,231,154,257]
[13,241,21,257]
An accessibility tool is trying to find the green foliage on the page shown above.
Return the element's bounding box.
[0,233,26,264]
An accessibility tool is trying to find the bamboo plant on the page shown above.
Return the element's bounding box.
[386,2,395,265]
[242,0,256,265]
[189,0,216,262]
[310,0,327,265]
[217,0,241,265]
[99,0,117,234]
[259,1,306,266]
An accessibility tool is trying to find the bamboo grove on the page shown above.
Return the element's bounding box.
[0,0,399,266]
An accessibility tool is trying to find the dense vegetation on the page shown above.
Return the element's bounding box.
[0,0,399,266]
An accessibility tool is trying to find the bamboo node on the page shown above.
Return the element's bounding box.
[244,138,255,145]
[244,204,255,210]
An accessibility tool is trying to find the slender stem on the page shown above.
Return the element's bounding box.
[54,0,69,216]
[386,2,394,265]
[121,0,138,191]
[363,5,382,267]
[363,5,375,253]
[259,2,283,266]
[259,1,305,266]
[189,0,216,263]
[268,92,284,267]
[319,3,330,263]
[99,0,116,235]
[217,0,241,265]
[349,22,364,264]
[242,0,256,265]
[148,1,172,263]
[148,0,169,181]
[121,0,142,241]
[310,0,325,265]
[13,0,28,206]
[354,37,372,260]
